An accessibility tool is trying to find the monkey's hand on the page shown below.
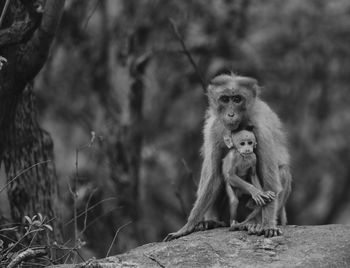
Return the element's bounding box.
[163,224,195,242]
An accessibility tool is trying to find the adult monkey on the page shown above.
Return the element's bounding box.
[165,74,291,240]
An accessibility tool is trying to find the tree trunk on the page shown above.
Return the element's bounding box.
[0,0,65,244]
[105,56,147,252]
[84,1,149,254]
[3,83,61,241]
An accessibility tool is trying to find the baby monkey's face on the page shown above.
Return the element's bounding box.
[234,137,255,155]
[224,130,257,155]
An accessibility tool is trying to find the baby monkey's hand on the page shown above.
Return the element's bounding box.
[250,189,275,206]
[262,191,276,203]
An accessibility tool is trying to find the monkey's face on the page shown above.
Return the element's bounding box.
[216,91,246,130]
[232,130,256,155]
[208,75,258,131]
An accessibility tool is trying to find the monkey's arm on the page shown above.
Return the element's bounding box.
[254,119,283,237]
[164,149,223,241]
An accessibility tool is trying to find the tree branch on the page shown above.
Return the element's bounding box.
[40,0,65,36]
[17,0,65,80]
[0,3,39,48]
[0,19,37,46]
[169,19,207,93]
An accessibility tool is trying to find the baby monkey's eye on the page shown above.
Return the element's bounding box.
[219,96,230,103]
[232,95,243,103]
[240,142,245,146]
[248,141,253,145]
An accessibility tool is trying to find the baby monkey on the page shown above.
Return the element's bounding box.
[222,130,276,229]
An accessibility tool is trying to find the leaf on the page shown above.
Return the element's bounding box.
[0,56,7,63]
[24,216,32,224]
[0,56,7,71]
[32,220,41,227]
[44,224,53,232]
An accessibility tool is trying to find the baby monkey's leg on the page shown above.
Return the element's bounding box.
[231,174,276,234]
[225,182,239,227]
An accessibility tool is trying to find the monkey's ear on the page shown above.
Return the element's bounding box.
[209,74,233,87]
[223,135,234,149]
[236,76,260,97]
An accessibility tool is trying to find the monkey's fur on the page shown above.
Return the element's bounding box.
[164,74,292,240]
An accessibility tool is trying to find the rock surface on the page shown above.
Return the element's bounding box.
[51,225,350,268]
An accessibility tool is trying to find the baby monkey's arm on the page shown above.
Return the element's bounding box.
[225,172,274,206]
[249,166,275,205]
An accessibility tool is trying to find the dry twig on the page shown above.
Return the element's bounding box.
[106,221,132,257]
[7,248,47,268]
[0,0,11,28]
[0,160,51,193]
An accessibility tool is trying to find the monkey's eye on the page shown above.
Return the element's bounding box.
[232,95,243,103]
[240,142,245,146]
[219,96,230,103]
[248,141,253,145]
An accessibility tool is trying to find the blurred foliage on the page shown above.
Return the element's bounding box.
[29,0,350,258]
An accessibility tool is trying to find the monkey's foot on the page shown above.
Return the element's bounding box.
[229,221,263,235]
[163,225,194,241]
[262,225,282,237]
[163,231,185,242]
[194,220,227,231]
[247,223,263,235]
[229,221,248,231]
[229,220,238,228]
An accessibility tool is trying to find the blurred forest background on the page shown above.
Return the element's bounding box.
[1,0,350,262]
